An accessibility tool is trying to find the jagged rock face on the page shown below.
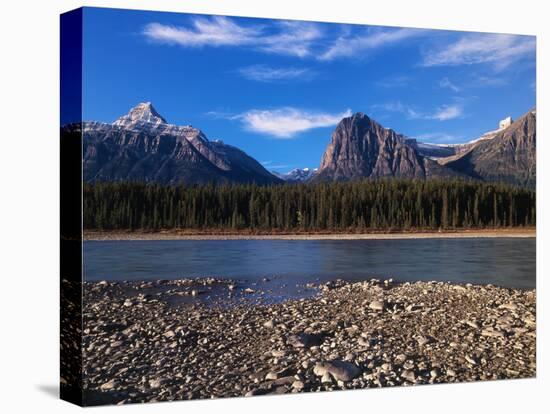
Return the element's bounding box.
[443,110,536,187]
[316,113,454,181]
[79,103,282,185]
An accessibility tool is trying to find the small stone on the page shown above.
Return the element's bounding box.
[369,300,385,311]
[149,378,167,389]
[401,369,416,382]
[292,380,305,390]
[417,335,434,346]
[313,360,362,382]
[430,368,441,378]
[394,354,407,364]
[321,373,332,383]
[287,333,324,348]
[271,350,286,358]
[265,371,279,380]
[263,319,275,329]
[481,328,505,338]
[466,320,480,329]
[244,288,255,294]
[465,355,478,365]
[100,380,118,391]
[163,330,176,339]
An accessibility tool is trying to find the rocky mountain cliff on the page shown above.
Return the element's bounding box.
[443,109,536,187]
[314,110,536,187]
[314,113,461,181]
[78,103,282,185]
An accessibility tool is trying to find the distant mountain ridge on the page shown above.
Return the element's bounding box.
[274,168,318,182]
[313,109,536,187]
[73,102,536,188]
[78,103,283,185]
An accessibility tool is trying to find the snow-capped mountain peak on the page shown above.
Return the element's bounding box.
[113,102,167,128]
[277,167,318,182]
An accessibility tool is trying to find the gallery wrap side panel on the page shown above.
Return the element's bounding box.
[60,7,83,407]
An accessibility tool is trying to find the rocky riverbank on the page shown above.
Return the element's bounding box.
[80,278,536,405]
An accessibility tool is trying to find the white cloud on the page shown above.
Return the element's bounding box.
[371,101,463,121]
[143,17,261,47]
[439,77,461,92]
[237,64,315,82]
[234,107,352,138]
[143,17,323,58]
[422,33,535,70]
[319,27,424,61]
[143,18,424,61]
[371,102,421,119]
[431,104,463,121]
[258,21,324,58]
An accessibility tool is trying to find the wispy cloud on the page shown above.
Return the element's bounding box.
[439,77,461,92]
[237,64,315,82]
[143,17,261,47]
[143,18,425,62]
[371,102,420,119]
[258,21,324,58]
[375,75,411,88]
[421,33,535,71]
[319,27,424,61]
[371,101,463,121]
[143,17,323,58]
[431,104,463,121]
[261,161,292,169]
[233,107,352,138]
[468,74,508,88]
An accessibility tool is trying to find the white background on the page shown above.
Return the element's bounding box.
[0,0,547,412]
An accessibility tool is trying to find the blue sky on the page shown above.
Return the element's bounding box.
[81,7,536,172]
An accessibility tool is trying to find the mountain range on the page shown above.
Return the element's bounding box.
[272,168,318,182]
[314,109,536,187]
[73,102,536,187]
[80,103,282,185]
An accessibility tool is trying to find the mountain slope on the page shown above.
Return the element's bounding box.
[314,112,461,181]
[443,109,536,187]
[79,103,282,185]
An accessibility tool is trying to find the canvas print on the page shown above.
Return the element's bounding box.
[60,7,536,406]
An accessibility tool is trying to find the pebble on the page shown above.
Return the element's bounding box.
[369,300,385,312]
[401,370,416,382]
[313,360,362,382]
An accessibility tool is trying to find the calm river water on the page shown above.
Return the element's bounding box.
[84,238,535,290]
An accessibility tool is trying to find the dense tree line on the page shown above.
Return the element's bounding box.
[83,180,536,231]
